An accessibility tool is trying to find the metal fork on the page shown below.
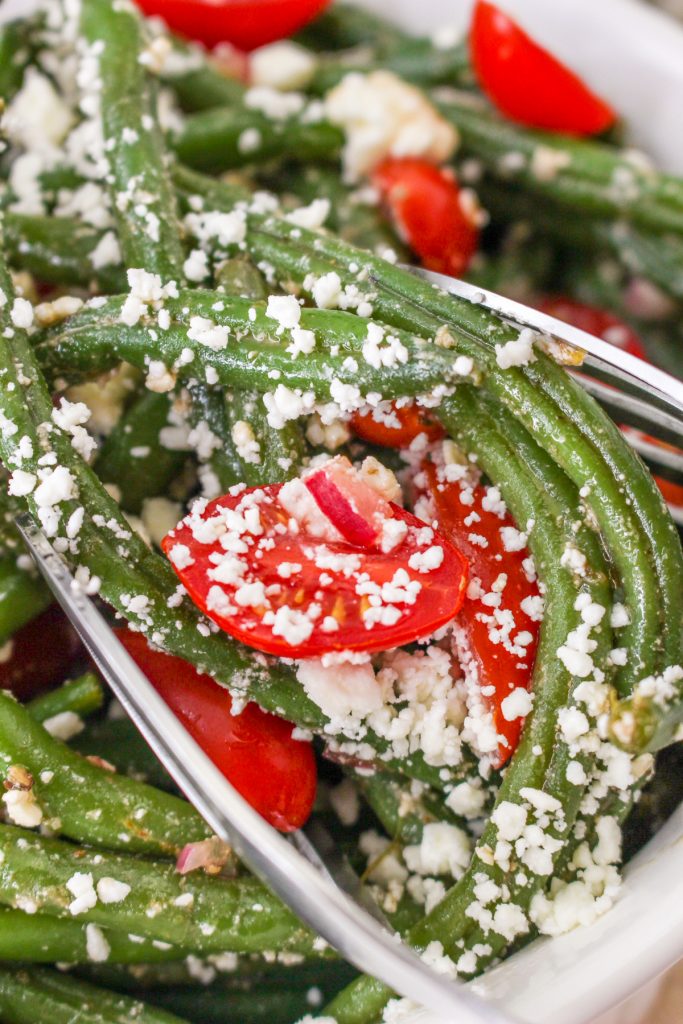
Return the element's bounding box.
[14,515,519,1024]
[14,277,683,1024]
[405,268,683,521]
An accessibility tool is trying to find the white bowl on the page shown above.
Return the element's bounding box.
[1,0,682,1019]
[357,1,683,1021]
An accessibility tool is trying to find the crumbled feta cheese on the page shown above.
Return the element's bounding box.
[43,711,84,741]
[250,41,317,91]
[266,295,301,331]
[404,822,471,880]
[495,329,537,369]
[501,687,533,722]
[297,658,382,719]
[66,872,98,915]
[85,923,110,962]
[96,877,131,904]
[2,787,43,828]
[325,71,458,181]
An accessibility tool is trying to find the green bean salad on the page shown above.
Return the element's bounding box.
[0,1,681,1022]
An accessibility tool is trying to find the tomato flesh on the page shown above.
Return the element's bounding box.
[134,0,330,50]
[0,605,82,700]
[372,158,480,277]
[162,482,468,658]
[424,462,540,766]
[351,403,445,449]
[304,456,393,547]
[470,1,616,136]
[116,628,316,831]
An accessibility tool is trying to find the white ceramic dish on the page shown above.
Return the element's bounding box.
[1,0,682,1020]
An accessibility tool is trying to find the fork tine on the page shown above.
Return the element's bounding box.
[402,266,683,429]
[574,374,683,450]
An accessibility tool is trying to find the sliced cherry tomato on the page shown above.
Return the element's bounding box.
[424,462,541,767]
[470,1,616,136]
[538,297,647,361]
[372,158,480,277]
[134,0,330,50]
[0,605,82,700]
[116,628,316,831]
[351,402,445,449]
[162,481,468,658]
[305,457,393,547]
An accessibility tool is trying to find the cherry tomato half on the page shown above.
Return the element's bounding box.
[470,1,616,136]
[372,158,480,277]
[424,462,540,766]
[162,483,468,659]
[116,628,316,831]
[538,296,647,361]
[351,402,445,449]
[135,0,330,51]
[0,605,82,701]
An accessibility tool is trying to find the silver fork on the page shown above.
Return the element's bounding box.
[14,278,683,1024]
[405,268,683,521]
[14,515,519,1024]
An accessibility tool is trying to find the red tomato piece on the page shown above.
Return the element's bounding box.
[162,482,468,659]
[0,606,82,701]
[470,1,616,136]
[134,0,330,51]
[538,296,647,361]
[304,456,393,547]
[424,462,541,766]
[372,158,480,277]
[116,628,316,831]
[351,402,445,449]
[657,476,683,509]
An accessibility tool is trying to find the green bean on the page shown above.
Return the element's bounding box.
[35,291,463,402]
[191,254,306,491]
[0,551,51,646]
[0,906,185,964]
[73,717,176,792]
[0,20,33,102]
[158,36,246,113]
[356,773,474,847]
[215,255,269,299]
[295,4,409,51]
[475,177,683,303]
[258,163,406,256]
[95,391,188,514]
[0,825,319,957]
[81,954,356,992]
[144,984,332,1024]
[0,966,189,1024]
[4,213,126,293]
[223,388,306,487]
[27,672,105,724]
[0,688,211,856]
[436,91,683,236]
[80,0,186,280]
[307,37,471,95]
[172,106,344,174]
